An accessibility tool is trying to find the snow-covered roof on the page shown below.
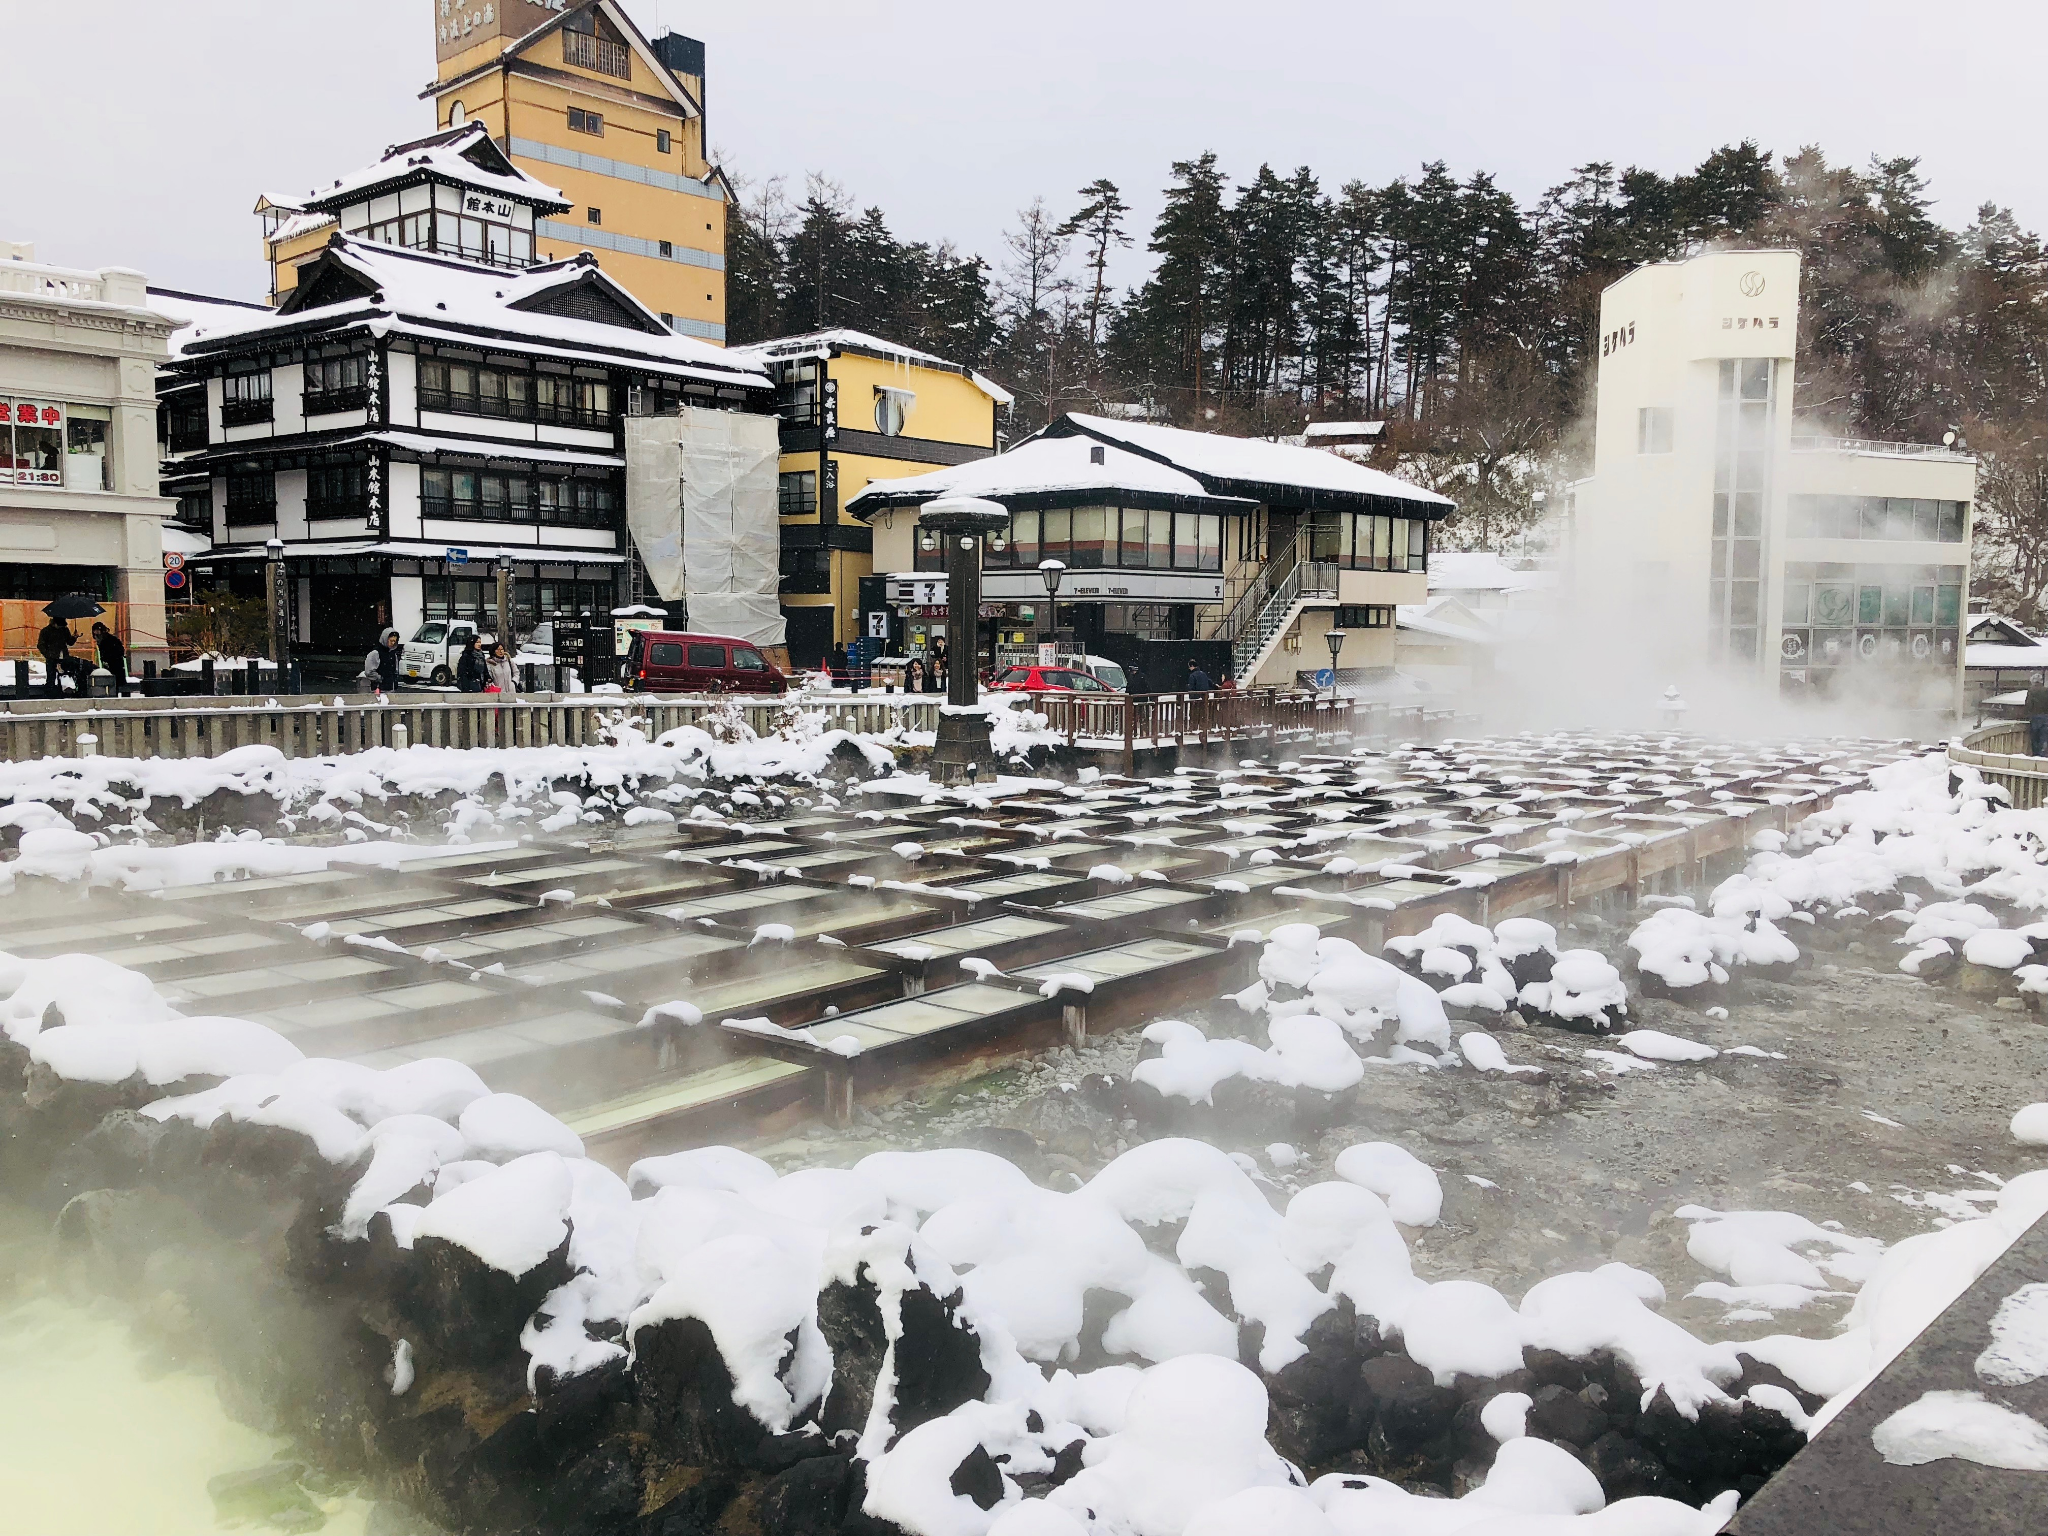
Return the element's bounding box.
[1426,551,1559,595]
[300,123,568,215]
[1045,413,1453,514]
[146,287,276,360]
[269,211,339,247]
[1967,642,2048,671]
[847,434,1249,513]
[171,238,769,390]
[725,328,1015,406]
[1303,420,1384,440]
[162,525,211,557]
[1396,597,1500,646]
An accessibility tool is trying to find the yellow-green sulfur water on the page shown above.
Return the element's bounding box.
[0,1286,376,1535]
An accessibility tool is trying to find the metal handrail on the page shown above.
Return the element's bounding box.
[1790,435,1973,461]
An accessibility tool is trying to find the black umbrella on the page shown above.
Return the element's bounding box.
[42,594,105,620]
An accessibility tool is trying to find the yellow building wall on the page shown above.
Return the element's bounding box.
[828,353,998,454]
[771,350,1001,649]
[430,28,724,337]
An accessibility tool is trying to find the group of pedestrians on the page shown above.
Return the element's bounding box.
[357,631,517,696]
[34,617,126,695]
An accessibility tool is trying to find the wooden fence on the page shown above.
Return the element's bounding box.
[1026,687,1453,764]
[1950,721,2048,811]
[0,685,1468,765]
[0,691,943,763]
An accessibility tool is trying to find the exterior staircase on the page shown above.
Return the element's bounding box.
[1214,534,1339,682]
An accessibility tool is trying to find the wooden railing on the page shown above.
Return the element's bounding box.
[1950,721,2048,810]
[1021,687,1454,769]
[0,691,943,763]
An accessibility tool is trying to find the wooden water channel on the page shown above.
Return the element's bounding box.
[0,734,1917,1169]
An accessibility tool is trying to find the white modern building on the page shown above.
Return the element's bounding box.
[1,242,180,670]
[1570,249,1975,712]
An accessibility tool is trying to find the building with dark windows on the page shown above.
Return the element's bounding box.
[158,233,770,662]
[852,413,1452,689]
[1570,249,1976,713]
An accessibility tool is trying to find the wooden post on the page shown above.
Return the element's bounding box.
[1122,695,1136,776]
[1062,1003,1086,1048]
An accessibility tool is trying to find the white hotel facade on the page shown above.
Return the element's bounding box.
[1571,249,1976,714]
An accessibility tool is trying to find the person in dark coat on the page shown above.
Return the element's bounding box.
[36,617,75,694]
[2027,681,2048,757]
[1185,660,1215,693]
[829,643,849,686]
[378,630,402,693]
[90,622,126,693]
[455,635,488,693]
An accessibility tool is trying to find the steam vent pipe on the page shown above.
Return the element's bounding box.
[922,495,1010,783]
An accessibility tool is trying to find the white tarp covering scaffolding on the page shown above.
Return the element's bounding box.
[624,406,784,647]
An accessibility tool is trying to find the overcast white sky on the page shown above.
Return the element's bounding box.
[4,1,2041,304]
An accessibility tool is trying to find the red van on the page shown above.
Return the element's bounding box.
[626,631,788,695]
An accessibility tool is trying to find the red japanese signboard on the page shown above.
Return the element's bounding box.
[1,399,66,487]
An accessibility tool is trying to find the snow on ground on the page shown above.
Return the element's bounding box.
[9,737,2048,1532]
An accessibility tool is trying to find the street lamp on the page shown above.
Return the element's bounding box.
[1038,559,1066,665]
[1324,627,1345,700]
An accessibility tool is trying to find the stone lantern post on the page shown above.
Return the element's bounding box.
[920,495,1010,784]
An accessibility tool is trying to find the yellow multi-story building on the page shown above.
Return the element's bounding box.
[261,1,725,341]
[724,330,1012,666]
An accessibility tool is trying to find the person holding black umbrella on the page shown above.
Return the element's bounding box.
[36,616,75,694]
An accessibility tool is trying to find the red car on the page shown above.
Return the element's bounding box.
[988,664,1119,693]
[626,631,787,694]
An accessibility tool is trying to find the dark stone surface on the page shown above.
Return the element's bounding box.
[755,1454,861,1536]
[947,1444,1005,1510]
[1732,1209,2048,1535]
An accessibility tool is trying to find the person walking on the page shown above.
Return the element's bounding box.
[377,630,402,694]
[36,616,74,695]
[486,641,518,698]
[90,622,126,695]
[829,643,849,688]
[930,641,947,691]
[2027,680,2048,757]
[1185,659,1215,693]
[454,634,487,693]
[905,658,925,695]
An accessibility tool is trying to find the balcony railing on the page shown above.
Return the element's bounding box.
[304,385,370,416]
[1790,435,1973,461]
[221,398,274,428]
[564,29,631,79]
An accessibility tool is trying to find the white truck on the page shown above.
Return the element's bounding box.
[398,620,484,685]
[397,620,564,688]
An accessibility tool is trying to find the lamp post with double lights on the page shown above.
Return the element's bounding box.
[919,495,1011,783]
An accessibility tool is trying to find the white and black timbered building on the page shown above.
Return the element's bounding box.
[159,135,770,657]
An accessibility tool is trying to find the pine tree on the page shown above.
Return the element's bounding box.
[1057,179,1133,350]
